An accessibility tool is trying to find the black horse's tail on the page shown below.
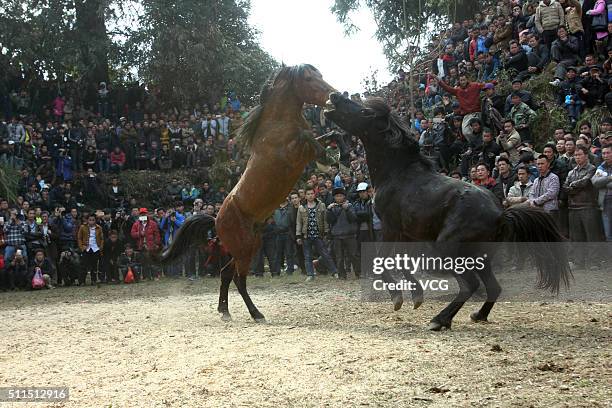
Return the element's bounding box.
[496,206,572,293]
[161,214,216,265]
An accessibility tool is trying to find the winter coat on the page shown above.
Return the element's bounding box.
[296,201,328,239]
[563,0,584,33]
[592,162,612,209]
[326,203,358,237]
[130,218,161,252]
[535,0,565,32]
[77,224,104,253]
[564,163,598,209]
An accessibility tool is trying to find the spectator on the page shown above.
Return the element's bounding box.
[130,208,161,280]
[529,155,561,216]
[505,165,534,207]
[166,179,182,203]
[110,146,126,173]
[3,209,27,262]
[535,0,566,46]
[326,186,359,279]
[578,66,607,108]
[550,26,581,86]
[180,183,201,205]
[29,249,54,289]
[296,187,337,282]
[497,119,522,166]
[77,214,104,284]
[159,209,183,277]
[431,73,490,145]
[273,198,295,275]
[60,208,78,251]
[592,144,612,241]
[474,163,502,203]
[24,208,43,260]
[509,93,537,143]
[495,157,517,201]
[251,216,280,277]
[558,66,583,125]
[118,244,143,281]
[4,250,28,290]
[101,230,123,283]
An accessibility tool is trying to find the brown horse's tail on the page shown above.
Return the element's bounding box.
[496,206,572,293]
[161,214,216,265]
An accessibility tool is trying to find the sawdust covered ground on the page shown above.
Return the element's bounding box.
[0,275,610,408]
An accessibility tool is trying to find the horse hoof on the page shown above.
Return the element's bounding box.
[254,317,267,324]
[470,311,488,323]
[392,294,404,311]
[413,298,423,310]
[220,313,232,322]
[428,321,451,331]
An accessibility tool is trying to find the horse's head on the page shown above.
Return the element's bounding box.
[324,92,417,153]
[272,64,335,106]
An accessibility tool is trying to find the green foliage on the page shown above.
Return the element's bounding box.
[108,167,211,208]
[331,0,492,72]
[0,0,277,108]
[0,163,20,203]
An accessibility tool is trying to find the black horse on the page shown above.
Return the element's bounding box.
[324,92,572,330]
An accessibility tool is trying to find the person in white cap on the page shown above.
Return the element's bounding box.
[353,182,373,277]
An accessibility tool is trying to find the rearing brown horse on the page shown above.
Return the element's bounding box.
[162,64,335,321]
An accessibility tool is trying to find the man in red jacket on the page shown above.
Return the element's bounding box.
[429,73,493,146]
[130,208,161,280]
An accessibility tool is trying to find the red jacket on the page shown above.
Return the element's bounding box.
[110,151,126,165]
[130,218,161,252]
[438,80,486,115]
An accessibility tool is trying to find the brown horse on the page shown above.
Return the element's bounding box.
[162,64,335,321]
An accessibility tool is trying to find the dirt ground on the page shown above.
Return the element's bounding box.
[0,275,610,408]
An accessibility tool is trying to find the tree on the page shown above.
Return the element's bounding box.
[331,0,490,71]
[123,0,278,108]
[0,0,277,111]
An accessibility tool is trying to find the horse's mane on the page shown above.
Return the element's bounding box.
[364,98,433,170]
[237,64,318,152]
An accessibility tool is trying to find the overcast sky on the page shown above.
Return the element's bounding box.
[249,0,393,94]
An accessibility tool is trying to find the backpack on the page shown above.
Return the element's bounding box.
[32,267,45,289]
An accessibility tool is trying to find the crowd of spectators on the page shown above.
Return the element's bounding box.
[1,0,612,290]
[373,0,612,247]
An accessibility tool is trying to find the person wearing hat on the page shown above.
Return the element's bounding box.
[326,185,359,279]
[353,182,374,259]
[558,66,582,125]
[504,78,535,115]
[481,82,504,132]
[509,92,537,144]
[578,65,607,108]
[130,208,161,280]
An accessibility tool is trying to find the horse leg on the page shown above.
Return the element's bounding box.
[401,271,424,309]
[217,259,234,321]
[429,270,480,331]
[233,267,266,322]
[381,270,404,311]
[471,261,502,323]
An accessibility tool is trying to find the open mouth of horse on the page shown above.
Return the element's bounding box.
[324,99,336,114]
